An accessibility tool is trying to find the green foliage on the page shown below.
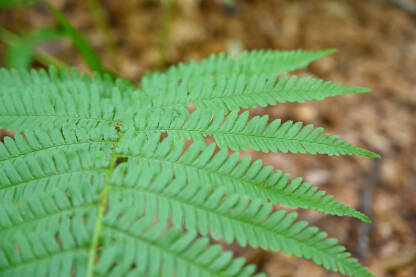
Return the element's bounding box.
[0,49,378,277]
[47,1,106,74]
[140,49,370,113]
[1,1,112,75]
[0,0,35,10]
[132,110,378,157]
[4,28,62,69]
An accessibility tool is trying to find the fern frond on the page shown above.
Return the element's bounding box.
[0,130,262,277]
[0,66,135,98]
[117,134,370,222]
[0,52,377,277]
[132,110,378,158]
[144,74,370,114]
[0,126,117,166]
[0,67,140,132]
[99,213,263,277]
[109,163,374,277]
[0,216,93,276]
[0,183,99,240]
[0,132,112,203]
[140,49,368,113]
[141,48,336,94]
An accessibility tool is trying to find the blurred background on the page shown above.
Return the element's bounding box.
[1,0,415,276]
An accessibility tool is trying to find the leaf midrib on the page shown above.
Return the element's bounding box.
[1,114,116,125]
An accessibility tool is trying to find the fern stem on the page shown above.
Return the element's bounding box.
[86,131,124,277]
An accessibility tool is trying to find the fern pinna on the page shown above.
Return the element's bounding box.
[0,49,379,277]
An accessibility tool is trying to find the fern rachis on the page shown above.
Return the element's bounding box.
[0,49,378,277]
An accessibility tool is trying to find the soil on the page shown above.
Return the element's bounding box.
[1,0,416,276]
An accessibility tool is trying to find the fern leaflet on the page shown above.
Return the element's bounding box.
[118,133,370,222]
[131,110,378,157]
[109,163,373,277]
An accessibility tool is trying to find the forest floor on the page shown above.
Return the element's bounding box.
[1,0,416,276]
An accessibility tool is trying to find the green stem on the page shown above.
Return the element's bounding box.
[87,0,121,71]
[158,0,175,69]
[85,131,124,277]
[32,50,71,70]
[0,27,70,69]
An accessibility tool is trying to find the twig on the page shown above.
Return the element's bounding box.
[386,0,416,17]
[355,159,381,260]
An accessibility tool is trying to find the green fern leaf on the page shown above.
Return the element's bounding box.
[144,74,370,114]
[140,49,369,113]
[0,134,262,277]
[0,67,135,97]
[0,128,114,203]
[109,163,374,277]
[0,127,117,166]
[0,67,142,132]
[0,189,261,276]
[141,48,336,94]
[0,51,378,277]
[0,214,94,276]
[100,214,263,277]
[0,182,99,240]
[117,133,370,222]
[132,110,378,157]
[0,76,120,132]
